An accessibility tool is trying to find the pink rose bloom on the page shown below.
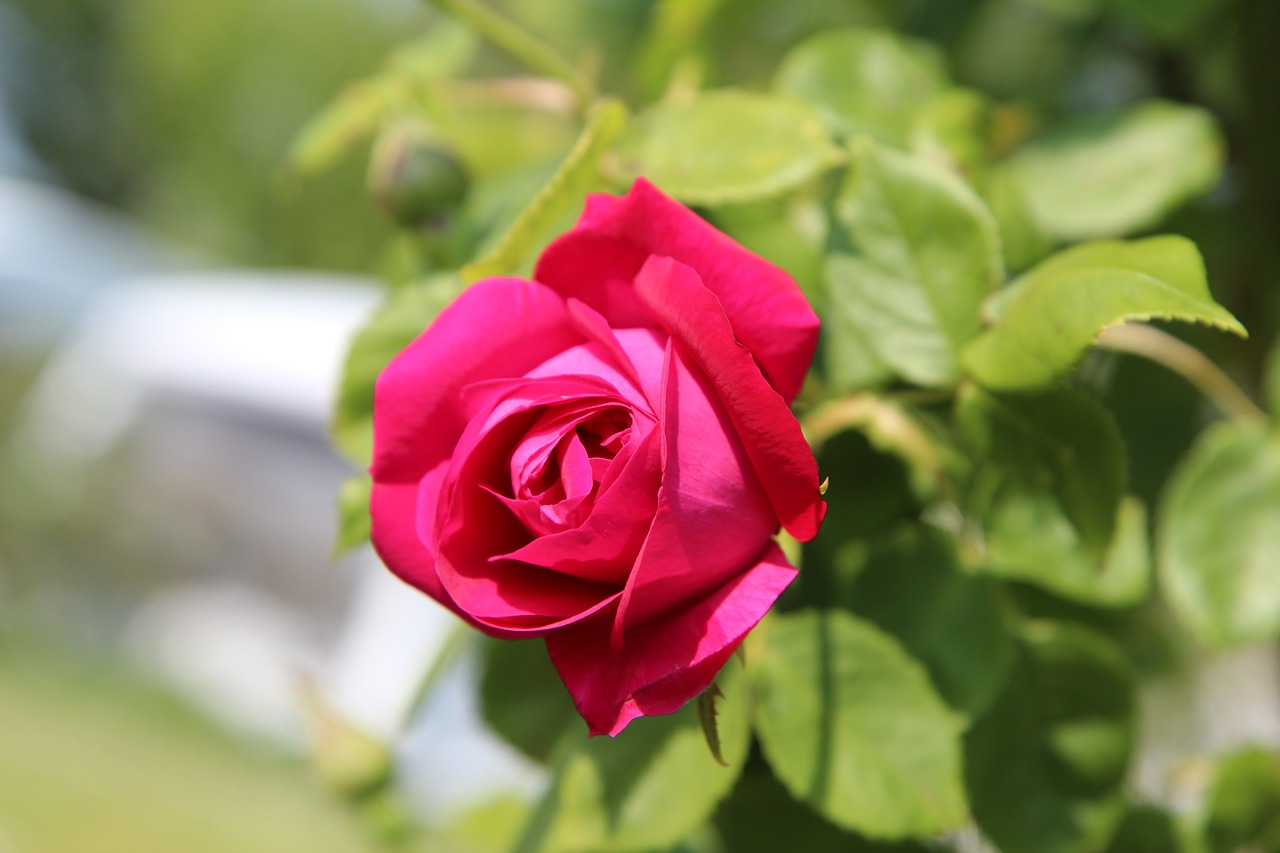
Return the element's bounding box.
[370,178,826,736]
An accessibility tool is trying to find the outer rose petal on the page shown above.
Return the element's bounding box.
[535,178,819,402]
[634,256,826,541]
[372,277,583,486]
[545,542,798,736]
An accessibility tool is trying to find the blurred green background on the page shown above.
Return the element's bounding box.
[3,0,1279,850]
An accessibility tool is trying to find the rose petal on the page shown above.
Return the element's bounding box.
[545,541,798,736]
[633,256,826,541]
[612,341,778,637]
[498,429,661,585]
[535,178,819,401]
[372,277,583,486]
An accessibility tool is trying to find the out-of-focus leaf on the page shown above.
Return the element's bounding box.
[956,386,1151,607]
[1203,747,1280,853]
[750,609,968,839]
[610,90,844,206]
[826,139,1003,388]
[479,638,579,765]
[1009,101,1224,241]
[514,661,750,853]
[333,474,373,556]
[1158,422,1280,647]
[962,235,1245,391]
[1265,337,1280,419]
[331,275,464,466]
[958,386,1125,557]
[967,622,1134,853]
[632,0,728,100]
[715,768,939,853]
[840,527,1015,719]
[982,164,1053,274]
[1103,0,1230,44]
[284,22,476,180]
[1101,805,1201,853]
[774,28,949,146]
[463,97,627,282]
[286,78,404,180]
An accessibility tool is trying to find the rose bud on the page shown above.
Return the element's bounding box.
[369,178,826,736]
[367,119,469,228]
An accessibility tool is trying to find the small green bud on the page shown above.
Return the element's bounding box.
[368,120,469,228]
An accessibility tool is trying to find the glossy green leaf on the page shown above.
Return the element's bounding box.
[610,90,844,206]
[840,527,1015,718]
[479,638,579,765]
[963,235,1245,390]
[826,140,1003,387]
[462,97,627,282]
[1158,422,1280,647]
[1203,747,1280,853]
[966,622,1134,853]
[332,474,373,556]
[774,28,949,146]
[750,609,968,839]
[331,275,464,466]
[515,661,750,853]
[1009,101,1224,241]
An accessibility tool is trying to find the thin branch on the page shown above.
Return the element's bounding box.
[1095,323,1265,424]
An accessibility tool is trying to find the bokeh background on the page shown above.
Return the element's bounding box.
[2,0,1279,850]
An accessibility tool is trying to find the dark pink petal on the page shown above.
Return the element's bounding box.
[612,342,778,637]
[634,256,826,541]
[535,178,819,401]
[499,429,661,585]
[545,542,798,736]
[372,277,583,486]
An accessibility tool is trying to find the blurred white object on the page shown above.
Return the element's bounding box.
[8,262,542,817]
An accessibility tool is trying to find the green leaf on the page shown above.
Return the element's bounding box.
[750,609,968,839]
[695,684,727,767]
[715,768,939,853]
[826,139,1003,388]
[331,275,464,466]
[479,638,579,765]
[840,526,1016,719]
[957,386,1126,558]
[515,661,750,853]
[962,235,1245,391]
[1008,101,1224,241]
[285,78,404,180]
[332,474,373,556]
[1203,747,1280,853]
[1101,806,1201,853]
[462,97,627,282]
[1158,422,1280,647]
[982,164,1053,274]
[610,90,844,206]
[966,622,1134,853]
[1265,336,1280,419]
[773,28,949,146]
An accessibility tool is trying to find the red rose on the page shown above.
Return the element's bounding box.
[370,178,826,735]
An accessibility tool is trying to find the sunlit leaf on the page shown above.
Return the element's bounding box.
[1158,422,1280,647]
[611,90,844,205]
[774,28,949,146]
[750,609,968,839]
[514,661,750,853]
[1009,101,1224,241]
[826,139,1003,388]
[463,97,627,282]
[962,235,1245,391]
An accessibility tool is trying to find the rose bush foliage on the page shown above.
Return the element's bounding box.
[369,178,826,735]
